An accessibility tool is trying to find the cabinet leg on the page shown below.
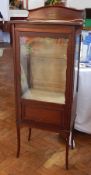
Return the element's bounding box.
[70,124,75,149]
[71,129,74,149]
[65,136,69,170]
[16,125,20,158]
[28,128,31,141]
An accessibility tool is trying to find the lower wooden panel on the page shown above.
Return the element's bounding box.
[22,103,64,127]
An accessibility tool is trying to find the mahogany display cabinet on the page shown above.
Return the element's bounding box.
[11,6,84,169]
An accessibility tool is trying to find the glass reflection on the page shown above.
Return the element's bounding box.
[20,36,68,104]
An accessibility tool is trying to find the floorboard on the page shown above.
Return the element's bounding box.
[0,46,91,175]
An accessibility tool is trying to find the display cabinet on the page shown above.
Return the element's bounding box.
[12,6,84,169]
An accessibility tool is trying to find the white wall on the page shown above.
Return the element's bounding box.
[0,0,9,21]
[28,0,45,10]
[66,0,91,9]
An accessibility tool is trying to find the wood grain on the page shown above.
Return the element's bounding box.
[0,45,91,174]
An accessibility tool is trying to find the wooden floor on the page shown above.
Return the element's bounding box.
[0,46,91,175]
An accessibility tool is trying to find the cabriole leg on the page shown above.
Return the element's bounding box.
[65,136,69,170]
[28,128,31,141]
[16,125,20,158]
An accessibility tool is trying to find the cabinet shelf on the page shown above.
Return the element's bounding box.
[22,88,65,104]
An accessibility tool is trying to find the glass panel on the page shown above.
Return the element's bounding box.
[74,34,81,95]
[20,36,68,104]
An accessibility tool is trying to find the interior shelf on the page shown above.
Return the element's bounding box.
[22,88,65,104]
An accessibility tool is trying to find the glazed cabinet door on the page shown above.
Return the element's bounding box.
[14,27,74,129]
[19,33,69,104]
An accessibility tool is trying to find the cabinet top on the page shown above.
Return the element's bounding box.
[11,5,84,26]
